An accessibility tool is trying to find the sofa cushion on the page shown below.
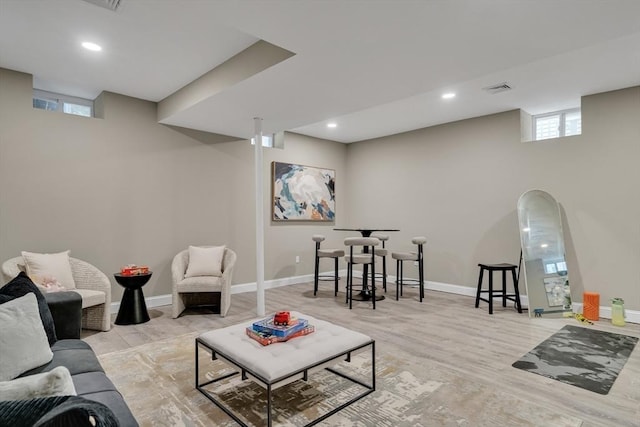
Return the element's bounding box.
[21,250,76,290]
[177,275,223,292]
[71,288,106,309]
[20,340,104,377]
[16,339,139,426]
[0,272,57,345]
[72,372,138,427]
[0,366,76,401]
[50,339,95,352]
[81,389,139,427]
[0,293,54,381]
[71,371,117,395]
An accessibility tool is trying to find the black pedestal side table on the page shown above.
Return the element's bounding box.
[114,272,152,325]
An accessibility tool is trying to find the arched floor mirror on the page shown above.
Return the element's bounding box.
[517,190,572,318]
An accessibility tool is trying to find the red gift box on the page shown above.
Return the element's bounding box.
[120,265,149,276]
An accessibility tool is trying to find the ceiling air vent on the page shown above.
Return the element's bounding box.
[81,0,122,12]
[482,82,512,94]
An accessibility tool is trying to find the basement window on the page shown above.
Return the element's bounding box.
[533,108,581,141]
[250,131,284,149]
[544,260,567,275]
[33,89,94,118]
[251,135,274,147]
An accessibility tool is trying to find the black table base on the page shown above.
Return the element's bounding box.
[352,291,385,302]
[114,272,152,325]
[115,287,150,325]
[335,228,398,305]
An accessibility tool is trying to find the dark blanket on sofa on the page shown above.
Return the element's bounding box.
[0,395,118,427]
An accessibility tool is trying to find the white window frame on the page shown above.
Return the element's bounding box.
[250,131,284,149]
[532,108,581,141]
[33,89,94,117]
[251,135,274,147]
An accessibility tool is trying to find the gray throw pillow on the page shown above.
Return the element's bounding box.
[0,272,57,345]
[0,293,54,381]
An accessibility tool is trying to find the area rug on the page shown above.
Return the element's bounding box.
[99,332,584,426]
[512,325,639,395]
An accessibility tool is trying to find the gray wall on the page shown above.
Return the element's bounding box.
[0,68,347,302]
[345,86,640,309]
[2,67,638,310]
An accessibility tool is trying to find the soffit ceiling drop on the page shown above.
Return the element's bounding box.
[80,0,122,12]
[0,0,639,142]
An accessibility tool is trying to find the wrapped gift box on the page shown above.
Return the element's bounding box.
[120,265,150,276]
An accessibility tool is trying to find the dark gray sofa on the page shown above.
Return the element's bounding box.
[17,291,138,427]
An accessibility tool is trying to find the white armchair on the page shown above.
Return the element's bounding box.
[171,247,237,318]
[2,256,112,331]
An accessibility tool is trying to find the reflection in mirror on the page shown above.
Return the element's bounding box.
[517,190,572,318]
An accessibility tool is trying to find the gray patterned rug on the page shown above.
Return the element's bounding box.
[99,332,584,426]
[512,325,638,395]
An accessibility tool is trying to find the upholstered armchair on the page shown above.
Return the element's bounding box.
[171,247,237,318]
[2,256,112,331]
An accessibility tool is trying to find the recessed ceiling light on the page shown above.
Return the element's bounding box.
[442,93,456,99]
[82,42,102,51]
[327,123,337,128]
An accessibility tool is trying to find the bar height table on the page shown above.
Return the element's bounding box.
[333,228,399,238]
[334,228,399,301]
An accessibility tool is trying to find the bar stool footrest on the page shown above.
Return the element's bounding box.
[318,275,341,281]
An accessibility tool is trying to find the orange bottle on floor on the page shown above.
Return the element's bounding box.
[583,292,600,321]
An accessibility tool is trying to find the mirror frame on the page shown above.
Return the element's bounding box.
[517,190,572,318]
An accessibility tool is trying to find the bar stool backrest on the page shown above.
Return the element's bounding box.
[312,234,344,297]
[371,234,389,247]
[412,236,427,245]
[344,237,380,310]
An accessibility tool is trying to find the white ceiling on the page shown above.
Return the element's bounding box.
[1,0,639,143]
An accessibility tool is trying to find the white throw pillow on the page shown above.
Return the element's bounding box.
[0,366,76,401]
[0,293,54,381]
[22,250,76,289]
[185,245,225,278]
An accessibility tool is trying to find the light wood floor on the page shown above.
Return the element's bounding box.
[83,284,640,427]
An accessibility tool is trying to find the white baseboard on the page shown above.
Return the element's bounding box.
[110,273,315,314]
[423,279,639,324]
[230,273,316,294]
[110,274,639,324]
[110,294,172,314]
[572,302,640,324]
[422,279,528,307]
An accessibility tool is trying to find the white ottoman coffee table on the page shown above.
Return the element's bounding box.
[195,311,375,426]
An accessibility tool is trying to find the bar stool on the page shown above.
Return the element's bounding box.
[474,263,522,314]
[371,233,389,292]
[391,236,426,302]
[312,235,345,297]
[344,237,379,309]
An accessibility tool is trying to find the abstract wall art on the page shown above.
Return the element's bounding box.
[272,162,335,221]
